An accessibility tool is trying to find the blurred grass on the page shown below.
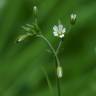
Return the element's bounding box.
[0,0,96,96]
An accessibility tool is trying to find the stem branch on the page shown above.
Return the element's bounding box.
[56,40,62,55]
[37,34,61,96]
[37,34,60,67]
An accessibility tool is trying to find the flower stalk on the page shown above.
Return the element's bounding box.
[37,34,62,96]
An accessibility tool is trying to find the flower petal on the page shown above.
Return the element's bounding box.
[59,34,64,38]
[53,32,58,36]
[58,24,63,32]
[53,25,58,32]
[62,28,66,33]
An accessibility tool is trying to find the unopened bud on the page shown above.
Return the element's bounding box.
[33,6,38,17]
[70,13,77,25]
[57,66,63,78]
[22,26,31,32]
[17,33,32,43]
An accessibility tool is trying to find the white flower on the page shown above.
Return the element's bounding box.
[53,24,66,38]
[57,66,63,78]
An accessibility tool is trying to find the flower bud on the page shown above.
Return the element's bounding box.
[57,66,63,78]
[70,13,77,25]
[22,26,31,32]
[33,6,38,17]
[17,33,32,43]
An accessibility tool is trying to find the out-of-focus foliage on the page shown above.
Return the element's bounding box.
[0,0,96,96]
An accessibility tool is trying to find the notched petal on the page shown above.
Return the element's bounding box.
[53,32,58,36]
[62,28,66,33]
[58,24,63,31]
[53,25,58,32]
[59,34,64,38]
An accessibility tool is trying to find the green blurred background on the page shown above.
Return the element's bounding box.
[0,0,96,96]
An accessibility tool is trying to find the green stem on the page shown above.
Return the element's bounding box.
[37,34,60,67]
[57,76,61,96]
[56,40,62,55]
[37,34,61,96]
[41,66,54,96]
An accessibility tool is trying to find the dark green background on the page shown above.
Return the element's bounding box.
[0,0,96,96]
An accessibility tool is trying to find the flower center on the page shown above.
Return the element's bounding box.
[58,31,63,35]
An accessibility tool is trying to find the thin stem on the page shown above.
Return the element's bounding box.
[41,66,54,96]
[55,58,61,96]
[37,34,60,66]
[57,76,61,96]
[56,40,62,55]
[36,34,61,96]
